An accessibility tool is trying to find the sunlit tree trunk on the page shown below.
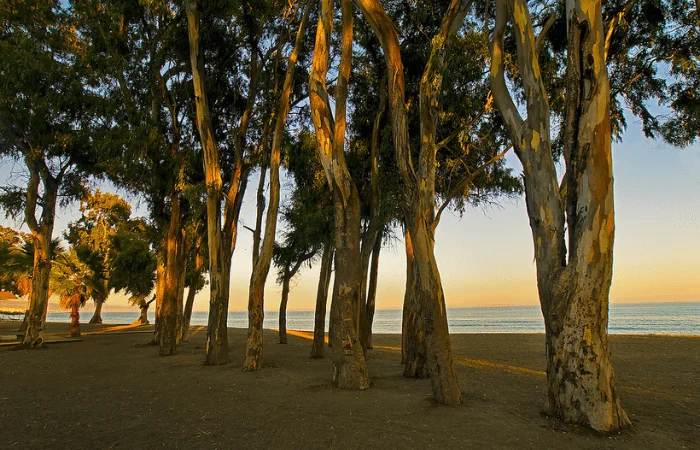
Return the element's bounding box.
[311,242,333,358]
[151,250,166,344]
[310,0,370,389]
[186,0,232,365]
[21,154,61,348]
[401,228,427,376]
[133,297,153,325]
[243,2,312,371]
[361,233,382,349]
[89,298,104,324]
[159,193,180,356]
[490,0,629,431]
[356,0,466,405]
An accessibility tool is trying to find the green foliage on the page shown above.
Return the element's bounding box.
[108,218,157,303]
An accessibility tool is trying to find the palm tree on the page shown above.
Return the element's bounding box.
[51,249,107,337]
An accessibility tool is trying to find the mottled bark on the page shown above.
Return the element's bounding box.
[356,0,464,405]
[490,0,629,431]
[310,0,370,390]
[311,242,333,358]
[360,232,381,349]
[243,2,312,371]
[89,299,104,324]
[401,228,427,376]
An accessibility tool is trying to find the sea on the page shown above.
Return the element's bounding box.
[45,302,700,335]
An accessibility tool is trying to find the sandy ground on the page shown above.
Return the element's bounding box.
[0,321,698,449]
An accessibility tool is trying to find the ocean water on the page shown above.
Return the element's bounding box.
[45,302,700,335]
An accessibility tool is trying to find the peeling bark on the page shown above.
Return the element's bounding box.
[151,250,166,344]
[489,0,629,431]
[356,0,463,405]
[309,0,370,390]
[186,0,230,365]
[311,242,333,358]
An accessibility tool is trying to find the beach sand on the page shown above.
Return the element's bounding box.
[0,321,698,449]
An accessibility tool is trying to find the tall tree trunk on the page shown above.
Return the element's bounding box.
[356,0,464,405]
[401,228,427,376]
[175,230,188,344]
[361,233,382,349]
[309,0,370,390]
[311,242,333,358]
[181,237,204,342]
[243,2,312,371]
[151,250,166,344]
[69,300,81,338]
[159,193,180,356]
[21,154,60,348]
[278,267,291,344]
[186,0,231,365]
[489,0,629,431]
[358,75,387,346]
[252,164,267,267]
[89,298,104,324]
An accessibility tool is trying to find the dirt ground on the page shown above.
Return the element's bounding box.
[0,321,698,449]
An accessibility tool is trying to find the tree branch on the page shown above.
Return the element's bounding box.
[432,144,512,231]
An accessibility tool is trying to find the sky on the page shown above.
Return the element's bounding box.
[1,116,699,313]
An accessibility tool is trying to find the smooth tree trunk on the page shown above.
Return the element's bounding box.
[361,233,382,349]
[358,76,387,346]
[159,193,181,356]
[309,0,370,389]
[181,235,204,342]
[278,259,307,344]
[243,2,312,371]
[69,300,81,338]
[21,153,62,348]
[175,232,188,344]
[311,242,333,358]
[490,0,629,431]
[356,0,465,405]
[278,270,291,344]
[89,299,104,324]
[187,0,236,365]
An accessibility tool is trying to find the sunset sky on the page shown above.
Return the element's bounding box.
[2,117,699,313]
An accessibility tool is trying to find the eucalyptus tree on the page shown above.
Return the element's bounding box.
[284,130,335,358]
[0,0,102,347]
[73,0,203,355]
[353,0,521,405]
[487,0,699,431]
[309,0,370,389]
